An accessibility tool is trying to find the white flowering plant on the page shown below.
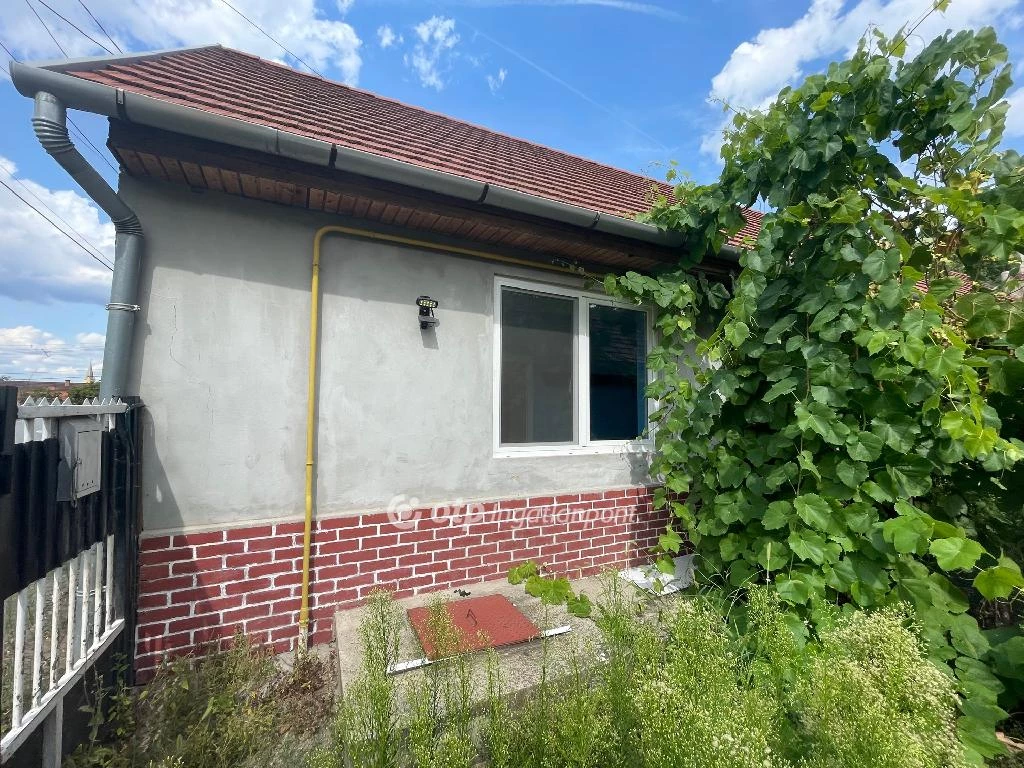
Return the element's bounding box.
[324,585,971,768]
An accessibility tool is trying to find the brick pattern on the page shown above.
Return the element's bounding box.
[134,486,666,679]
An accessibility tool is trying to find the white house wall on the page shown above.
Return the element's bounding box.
[122,178,651,534]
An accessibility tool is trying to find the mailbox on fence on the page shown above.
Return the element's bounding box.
[58,416,103,501]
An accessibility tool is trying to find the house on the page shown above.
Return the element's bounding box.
[4,378,76,400]
[10,45,760,679]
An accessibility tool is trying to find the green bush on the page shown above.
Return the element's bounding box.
[68,634,333,768]
[325,587,970,768]
[64,588,989,767]
[603,21,1024,759]
[796,607,968,768]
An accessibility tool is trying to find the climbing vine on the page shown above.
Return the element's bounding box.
[607,22,1024,763]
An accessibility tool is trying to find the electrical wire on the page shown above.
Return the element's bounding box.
[0,344,105,348]
[0,176,114,271]
[0,166,113,267]
[37,0,113,55]
[24,0,67,56]
[0,347,106,352]
[76,0,121,54]
[214,0,324,77]
[66,120,120,175]
[0,36,120,175]
[36,0,113,55]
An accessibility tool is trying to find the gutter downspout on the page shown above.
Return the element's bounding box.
[297,225,577,650]
[31,91,143,400]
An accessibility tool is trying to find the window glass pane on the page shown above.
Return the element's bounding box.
[500,288,576,444]
[589,304,646,441]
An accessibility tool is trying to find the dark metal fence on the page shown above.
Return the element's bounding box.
[0,386,141,767]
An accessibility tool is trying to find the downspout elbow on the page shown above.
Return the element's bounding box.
[33,92,142,234]
[31,102,75,156]
[31,91,144,399]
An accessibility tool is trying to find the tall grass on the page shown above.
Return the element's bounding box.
[66,634,334,768]
[324,583,970,768]
[60,584,973,768]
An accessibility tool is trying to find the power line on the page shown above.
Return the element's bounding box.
[0,176,114,271]
[214,0,324,78]
[0,36,120,175]
[76,0,121,54]
[0,166,113,267]
[0,347,106,353]
[0,342,106,349]
[0,342,106,348]
[67,119,120,175]
[37,0,113,55]
[24,0,67,56]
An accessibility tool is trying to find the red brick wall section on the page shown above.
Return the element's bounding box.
[134,485,667,680]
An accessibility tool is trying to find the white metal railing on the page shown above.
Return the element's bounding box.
[1,397,128,764]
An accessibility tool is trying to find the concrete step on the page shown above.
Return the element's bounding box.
[333,574,610,707]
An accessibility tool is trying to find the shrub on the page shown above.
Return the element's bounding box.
[324,587,968,768]
[796,607,968,768]
[66,588,972,768]
[68,634,333,768]
[632,598,789,768]
[604,21,1024,759]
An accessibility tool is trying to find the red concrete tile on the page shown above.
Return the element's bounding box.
[407,594,539,659]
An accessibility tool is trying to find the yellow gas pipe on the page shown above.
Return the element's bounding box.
[297,224,577,650]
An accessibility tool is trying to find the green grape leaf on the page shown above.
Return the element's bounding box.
[929,537,985,572]
[974,557,1024,600]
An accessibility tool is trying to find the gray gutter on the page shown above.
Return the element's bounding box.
[9,57,685,249]
[720,243,741,262]
[31,91,143,400]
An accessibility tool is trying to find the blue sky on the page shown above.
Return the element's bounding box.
[1,0,1024,381]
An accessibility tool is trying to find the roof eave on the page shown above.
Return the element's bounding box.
[9,56,685,250]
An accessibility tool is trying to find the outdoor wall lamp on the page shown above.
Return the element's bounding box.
[417,295,439,329]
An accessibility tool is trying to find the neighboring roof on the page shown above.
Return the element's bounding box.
[65,46,665,219]
[732,208,763,249]
[914,272,974,297]
[2,379,77,391]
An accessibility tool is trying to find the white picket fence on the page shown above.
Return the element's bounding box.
[1,397,129,766]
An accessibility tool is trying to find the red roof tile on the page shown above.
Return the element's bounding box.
[65,46,761,248]
[914,271,974,297]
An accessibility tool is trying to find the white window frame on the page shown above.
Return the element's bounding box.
[492,275,654,458]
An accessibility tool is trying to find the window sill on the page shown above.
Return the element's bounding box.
[494,441,653,459]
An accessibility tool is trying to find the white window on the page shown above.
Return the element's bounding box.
[493,277,652,457]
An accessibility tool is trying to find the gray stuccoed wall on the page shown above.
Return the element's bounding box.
[121,178,652,533]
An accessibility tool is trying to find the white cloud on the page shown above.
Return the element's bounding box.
[336,0,355,13]
[709,0,841,111]
[428,0,681,19]
[0,0,363,84]
[702,0,1020,156]
[76,332,106,347]
[0,326,104,382]
[405,15,460,90]
[1005,86,1024,137]
[0,155,113,306]
[377,24,401,49]
[486,66,507,93]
